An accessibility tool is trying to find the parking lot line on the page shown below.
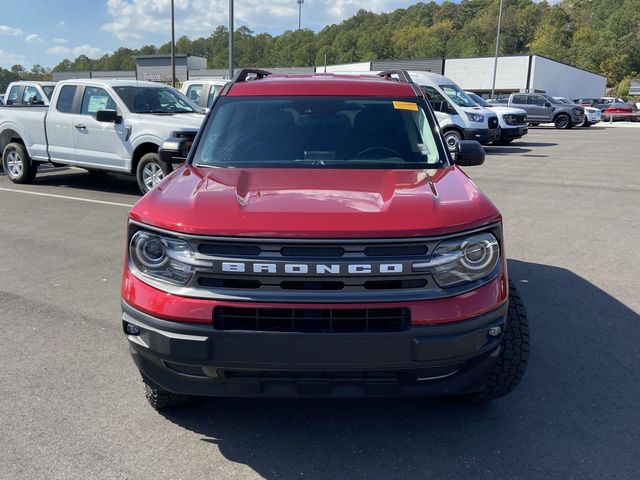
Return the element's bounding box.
[0,187,135,208]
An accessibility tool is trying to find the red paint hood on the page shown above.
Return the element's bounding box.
[129,166,501,238]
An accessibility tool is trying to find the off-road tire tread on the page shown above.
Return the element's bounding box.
[143,378,193,410]
[472,281,530,402]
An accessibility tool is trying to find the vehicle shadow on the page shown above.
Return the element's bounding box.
[158,259,640,479]
[484,146,533,155]
[32,167,141,197]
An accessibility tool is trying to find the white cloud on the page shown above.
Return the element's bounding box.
[0,49,27,68]
[0,24,24,36]
[56,21,66,28]
[25,33,44,44]
[46,44,104,58]
[100,0,414,41]
[46,45,72,55]
[72,44,103,57]
[53,38,69,44]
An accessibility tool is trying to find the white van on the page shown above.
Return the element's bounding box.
[181,79,228,109]
[405,71,500,152]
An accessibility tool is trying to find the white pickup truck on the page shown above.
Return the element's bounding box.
[4,81,57,106]
[0,79,205,193]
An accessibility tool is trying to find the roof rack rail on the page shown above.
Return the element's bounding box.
[377,69,414,83]
[232,68,272,82]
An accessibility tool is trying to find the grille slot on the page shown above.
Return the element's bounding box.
[488,116,499,129]
[198,244,261,256]
[280,246,345,257]
[364,245,427,256]
[214,307,410,332]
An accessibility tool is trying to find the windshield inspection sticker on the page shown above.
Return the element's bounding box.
[393,101,418,111]
[418,143,431,156]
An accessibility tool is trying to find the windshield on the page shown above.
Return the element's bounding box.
[466,92,490,108]
[113,86,199,114]
[42,85,55,100]
[554,97,571,104]
[543,95,562,105]
[440,84,477,108]
[207,84,225,107]
[193,96,446,169]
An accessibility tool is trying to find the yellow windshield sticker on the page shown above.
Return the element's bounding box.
[393,101,418,111]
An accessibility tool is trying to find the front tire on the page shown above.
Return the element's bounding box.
[466,281,530,402]
[136,152,172,194]
[142,377,194,410]
[2,142,37,184]
[554,114,571,129]
[443,129,462,153]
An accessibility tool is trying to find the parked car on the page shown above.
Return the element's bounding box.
[405,71,500,151]
[122,68,530,409]
[0,94,4,105]
[507,93,584,129]
[180,79,227,109]
[466,91,528,144]
[0,79,205,193]
[554,97,601,127]
[4,81,56,106]
[601,102,636,121]
[573,97,608,111]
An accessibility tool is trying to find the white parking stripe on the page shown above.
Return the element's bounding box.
[0,187,135,208]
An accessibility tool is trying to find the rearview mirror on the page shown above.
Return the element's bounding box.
[159,137,189,164]
[96,109,122,124]
[455,140,485,166]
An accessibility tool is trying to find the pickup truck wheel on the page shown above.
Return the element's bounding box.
[443,130,462,153]
[554,114,571,129]
[142,377,194,410]
[463,281,530,402]
[2,142,37,184]
[137,153,172,194]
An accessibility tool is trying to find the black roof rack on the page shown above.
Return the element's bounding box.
[232,68,272,82]
[377,69,414,83]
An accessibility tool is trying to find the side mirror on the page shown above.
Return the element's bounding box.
[159,137,189,164]
[455,140,485,166]
[544,101,551,107]
[96,109,122,124]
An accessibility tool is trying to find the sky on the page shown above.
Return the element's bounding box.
[0,0,431,69]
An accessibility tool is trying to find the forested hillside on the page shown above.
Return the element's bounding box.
[2,0,639,93]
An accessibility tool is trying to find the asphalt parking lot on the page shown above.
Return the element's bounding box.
[1,125,639,480]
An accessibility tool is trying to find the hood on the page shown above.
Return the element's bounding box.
[488,106,527,116]
[130,166,501,238]
[129,112,205,130]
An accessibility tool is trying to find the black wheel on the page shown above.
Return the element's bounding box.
[466,281,530,402]
[142,377,194,410]
[443,130,462,153]
[554,114,571,129]
[494,138,514,145]
[2,142,37,183]
[86,169,108,177]
[136,152,172,194]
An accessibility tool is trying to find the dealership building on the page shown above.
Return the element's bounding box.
[320,54,607,99]
[52,53,606,99]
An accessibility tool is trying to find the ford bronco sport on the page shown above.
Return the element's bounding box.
[121,69,530,409]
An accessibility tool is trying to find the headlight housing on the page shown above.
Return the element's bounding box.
[465,112,484,123]
[129,230,200,286]
[428,232,500,288]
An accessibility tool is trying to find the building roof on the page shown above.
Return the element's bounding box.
[227,73,417,97]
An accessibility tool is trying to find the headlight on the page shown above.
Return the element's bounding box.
[465,112,484,123]
[503,114,515,125]
[129,230,199,286]
[426,232,500,287]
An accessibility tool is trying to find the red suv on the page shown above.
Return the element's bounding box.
[121,69,530,409]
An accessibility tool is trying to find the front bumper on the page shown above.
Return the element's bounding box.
[500,125,528,139]
[464,127,501,145]
[122,300,507,398]
[571,113,585,126]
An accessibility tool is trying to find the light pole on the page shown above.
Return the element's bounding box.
[490,0,504,101]
[229,0,234,79]
[170,0,176,87]
[297,0,304,30]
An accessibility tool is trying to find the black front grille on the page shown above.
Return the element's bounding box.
[488,116,499,129]
[214,306,410,333]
